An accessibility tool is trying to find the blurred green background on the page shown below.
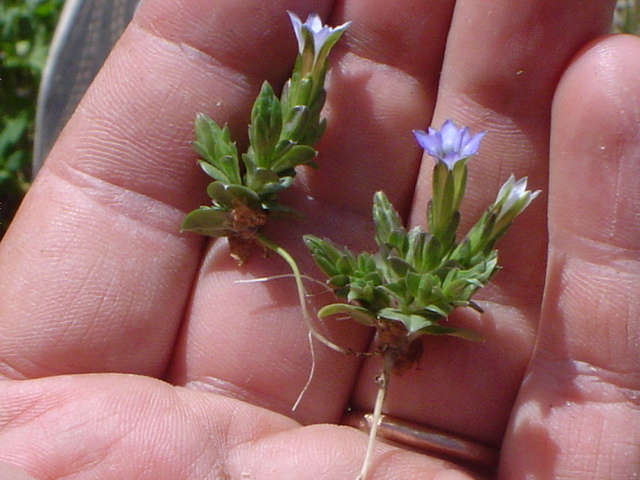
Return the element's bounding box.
[1,0,63,236]
[0,0,638,238]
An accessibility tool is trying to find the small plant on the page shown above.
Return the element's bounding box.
[181,12,349,265]
[181,12,350,410]
[305,120,539,480]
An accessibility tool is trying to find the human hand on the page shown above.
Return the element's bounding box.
[1,1,639,479]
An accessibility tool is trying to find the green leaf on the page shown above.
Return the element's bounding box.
[193,114,241,184]
[249,81,283,168]
[304,116,327,147]
[405,271,422,298]
[270,144,317,173]
[356,252,378,275]
[335,255,356,275]
[298,91,327,146]
[279,79,292,116]
[386,256,413,278]
[379,281,408,303]
[206,181,260,207]
[181,207,232,237]
[257,175,295,195]
[385,229,408,256]
[413,275,441,307]
[225,184,262,205]
[378,308,434,334]
[290,77,315,112]
[282,104,312,143]
[205,180,234,208]
[442,275,482,300]
[304,235,353,278]
[246,167,279,191]
[451,159,468,213]
[0,113,29,158]
[260,201,302,219]
[327,274,351,288]
[424,303,452,318]
[318,303,377,327]
[414,324,484,342]
[196,158,235,185]
[373,191,404,249]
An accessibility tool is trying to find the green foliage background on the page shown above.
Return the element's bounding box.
[614,0,640,35]
[0,0,64,235]
[0,0,637,238]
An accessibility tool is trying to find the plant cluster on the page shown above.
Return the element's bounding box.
[184,12,540,480]
[305,120,538,480]
[305,122,538,364]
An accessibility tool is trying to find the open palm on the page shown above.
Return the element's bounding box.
[1,0,640,478]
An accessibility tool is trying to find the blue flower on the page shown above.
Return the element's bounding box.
[288,12,350,62]
[413,120,486,170]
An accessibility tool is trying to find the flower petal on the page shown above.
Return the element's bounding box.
[413,129,441,157]
[414,119,486,170]
[287,11,305,54]
[460,131,486,157]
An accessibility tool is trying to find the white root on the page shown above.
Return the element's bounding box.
[356,351,394,480]
[253,235,358,410]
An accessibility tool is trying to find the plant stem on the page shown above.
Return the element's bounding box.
[257,233,374,409]
[356,350,395,480]
[257,233,308,322]
[257,233,353,355]
[256,233,315,410]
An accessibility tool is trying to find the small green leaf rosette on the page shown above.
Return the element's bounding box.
[304,191,489,345]
[305,121,539,361]
[182,12,349,263]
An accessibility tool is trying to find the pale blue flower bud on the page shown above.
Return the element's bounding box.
[287,12,350,63]
[493,175,540,230]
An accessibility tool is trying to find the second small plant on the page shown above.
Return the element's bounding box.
[305,120,539,480]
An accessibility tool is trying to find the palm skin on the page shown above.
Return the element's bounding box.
[1,0,640,479]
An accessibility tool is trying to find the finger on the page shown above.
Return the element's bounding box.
[0,0,333,379]
[414,0,616,295]
[0,463,38,480]
[0,375,477,480]
[355,0,616,446]
[501,33,640,478]
[166,0,459,424]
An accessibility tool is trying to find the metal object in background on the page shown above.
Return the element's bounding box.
[343,410,500,472]
[33,0,140,176]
